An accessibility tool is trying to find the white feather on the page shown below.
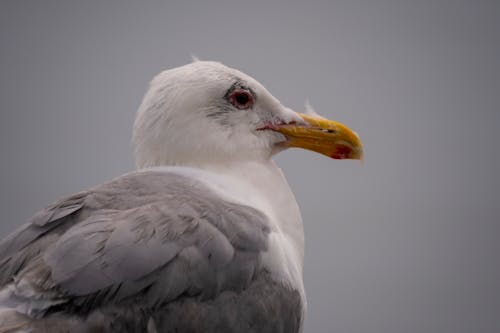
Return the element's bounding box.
[304,99,326,119]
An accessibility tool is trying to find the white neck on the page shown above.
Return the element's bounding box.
[206,159,304,262]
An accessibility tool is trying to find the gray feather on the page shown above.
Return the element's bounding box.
[0,171,300,332]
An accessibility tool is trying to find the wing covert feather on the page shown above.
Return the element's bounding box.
[0,171,271,314]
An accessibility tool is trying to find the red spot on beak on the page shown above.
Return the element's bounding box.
[331,145,353,159]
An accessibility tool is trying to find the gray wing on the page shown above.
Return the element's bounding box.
[0,171,303,333]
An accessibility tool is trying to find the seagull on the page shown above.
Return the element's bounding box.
[0,61,362,333]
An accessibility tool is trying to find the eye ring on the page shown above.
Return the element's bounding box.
[228,89,254,110]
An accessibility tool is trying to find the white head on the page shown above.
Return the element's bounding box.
[133,61,362,169]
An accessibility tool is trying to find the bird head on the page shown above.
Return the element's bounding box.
[133,61,363,168]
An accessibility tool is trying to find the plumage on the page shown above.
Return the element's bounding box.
[0,61,362,332]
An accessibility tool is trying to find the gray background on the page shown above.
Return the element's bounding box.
[1,1,499,332]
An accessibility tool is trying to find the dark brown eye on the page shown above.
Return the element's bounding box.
[229,89,254,110]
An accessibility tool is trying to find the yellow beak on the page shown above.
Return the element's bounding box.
[274,113,363,160]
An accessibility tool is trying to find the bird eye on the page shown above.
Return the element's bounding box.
[229,89,254,110]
